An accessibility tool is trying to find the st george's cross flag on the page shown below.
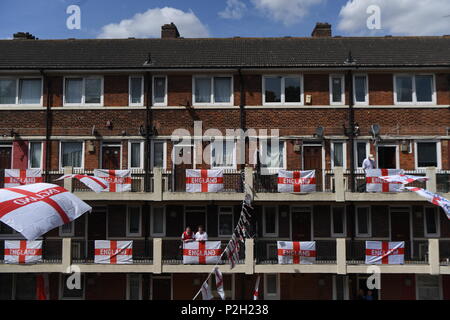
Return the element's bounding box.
[277,241,316,265]
[36,274,50,300]
[277,170,316,193]
[56,174,108,193]
[186,169,224,193]
[93,169,131,192]
[214,267,225,300]
[253,275,261,300]
[201,282,213,300]
[0,183,91,240]
[183,241,222,265]
[94,240,133,264]
[405,187,450,219]
[365,241,405,265]
[4,169,43,188]
[379,174,429,185]
[4,240,42,264]
[366,169,404,192]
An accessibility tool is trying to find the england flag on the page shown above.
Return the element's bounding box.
[186,169,224,193]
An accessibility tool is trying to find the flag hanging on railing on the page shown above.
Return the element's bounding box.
[277,170,316,193]
[183,241,222,265]
[214,267,225,300]
[201,282,213,300]
[4,240,42,264]
[366,169,404,192]
[4,169,43,188]
[36,274,50,300]
[94,169,131,192]
[379,174,429,185]
[253,275,261,300]
[94,240,133,264]
[56,174,108,193]
[186,169,224,192]
[404,187,450,219]
[277,241,316,265]
[365,241,405,265]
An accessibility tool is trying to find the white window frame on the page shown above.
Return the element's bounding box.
[414,140,441,169]
[63,76,104,106]
[127,274,143,300]
[28,141,43,169]
[393,74,436,105]
[329,74,345,106]
[218,206,234,237]
[192,75,234,106]
[331,141,347,169]
[355,206,372,237]
[210,139,237,170]
[263,206,278,237]
[151,206,166,237]
[353,74,369,105]
[259,140,287,172]
[152,75,168,106]
[262,75,304,106]
[264,274,280,300]
[59,141,85,170]
[59,221,75,237]
[331,206,347,237]
[424,206,440,237]
[151,140,167,169]
[0,76,44,106]
[376,144,400,169]
[126,206,142,237]
[354,140,371,169]
[128,140,144,169]
[128,75,144,107]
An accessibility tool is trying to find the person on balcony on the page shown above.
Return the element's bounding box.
[181,226,194,243]
[362,154,376,170]
[194,225,208,241]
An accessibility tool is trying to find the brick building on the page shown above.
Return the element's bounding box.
[0,23,450,300]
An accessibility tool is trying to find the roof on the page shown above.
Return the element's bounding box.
[0,36,450,70]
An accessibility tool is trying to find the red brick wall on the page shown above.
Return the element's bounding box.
[12,140,28,169]
[104,75,129,106]
[369,74,394,105]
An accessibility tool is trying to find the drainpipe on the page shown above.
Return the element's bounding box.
[42,70,52,183]
[238,69,246,192]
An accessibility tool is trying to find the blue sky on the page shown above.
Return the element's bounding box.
[0,0,449,39]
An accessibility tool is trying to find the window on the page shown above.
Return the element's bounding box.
[263,206,278,236]
[193,76,232,105]
[211,140,236,169]
[127,274,142,300]
[260,140,285,169]
[129,76,143,106]
[355,141,369,168]
[263,76,303,105]
[153,76,167,106]
[330,75,345,105]
[331,142,346,168]
[151,141,166,169]
[28,141,42,169]
[129,141,143,169]
[151,206,166,236]
[0,78,42,105]
[64,77,103,106]
[331,206,346,237]
[61,274,84,300]
[353,75,368,104]
[377,145,398,169]
[424,207,440,236]
[416,275,441,300]
[218,207,233,237]
[394,74,435,104]
[416,142,440,168]
[59,221,75,237]
[264,274,280,300]
[127,206,142,236]
[60,142,83,168]
[356,207,371,237]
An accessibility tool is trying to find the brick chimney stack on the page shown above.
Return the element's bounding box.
[311,23,332,38]
[161,23,180,39]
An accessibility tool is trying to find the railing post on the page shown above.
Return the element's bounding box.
[153,238,162,274]
[336,238,347,275]
[426,167,437,193]
[244,167,254,194]
[334,167,345,202]
[63,166,73,192]
[428,239,440,275]
[62,238,72,273]
[245,238,254,274]
[153,168,163,200]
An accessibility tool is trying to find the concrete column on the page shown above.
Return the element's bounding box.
[62,238,72,273]
[334,167,345,202]
[153,168,163,200]
[336,238,347,275]
[153,238,162,274]
[63,166,73,192]
[244,167,254,195]
[426,167,437,193]
[428,238,440,275]
[245,238,254,275]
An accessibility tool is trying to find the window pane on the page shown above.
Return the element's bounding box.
[333,143,344,167]
[219,211,233,236]
[266,274,277,294]
[212,141,234,168]
[61,222,73,234]
[425,208,437,234]
[19,79,41,104]
[15,275,36,300]
[354,76,367,102]
[153,77,166,104]
[285,77,301,103]
[265,77,281,103]
[356,142,367,167]
[416,75,433,102]
[128,275,141,300]
[62,142,83,167]
[214,77,231,103]
[333,207,345,235]
[65,78,83,104]
[357,208,369,235]
[152,207,164,234]
[29,142,42,168]
[264,207,277,234]
[332,77,343,103]
[417,142,437,167]
[396,76,413,102]
[128,207,140,234]
[195,77,211,103]
[152,142,164,168]
[85,78,101,104]
[130,143,141,168]
[261,141,284,168]
[0,79,16,104]
[130,77,143,104]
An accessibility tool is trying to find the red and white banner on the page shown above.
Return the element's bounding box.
[277,241,316,265]
[93,169,131,192]
[277,170,316,193]
[405,187,450,219]
[4,169,43,188]
[379,174,429,185]
[94,240,133,264]
[4,240,42,264]
[214,267,225,300]
[0,183,92,240]
[186,169,224,193]
[56,174,108,193]
[366,169,404,192]
[183,241,222,265]
[365,241,405,265]
[253,275,261,300]
[36,274,50,300]
[201,282,213,300]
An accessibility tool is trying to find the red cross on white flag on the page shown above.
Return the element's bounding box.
[183,241,222,265]
[56,174,108,193]
[277,170,316,193]
[214,267,225,300]
[4,169,43,188]
[4,240,43,264]
[277,241,316,264]
[365,241,405,264]
[186,169,224,193]
[405,187,450,220]
[94,169,132,192]
[366,169,404,192]
[94,240,133,264]
[379,174,429,185]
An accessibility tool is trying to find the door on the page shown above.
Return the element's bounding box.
[152,277,172,300]
[303,145,322,190]
[390,208,411,259]
[172,144,194,191]
[0,146,12,188]
[377,146,397,169]
[291,207,311,241]
[102,145,121,169]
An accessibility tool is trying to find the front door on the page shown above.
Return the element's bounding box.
[390,208,411,258]
[303,145,322,190]
[377,146,397,169]
[102,145,121,169]
[291,207,311,241]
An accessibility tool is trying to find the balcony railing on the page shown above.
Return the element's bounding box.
[437,170,450,193]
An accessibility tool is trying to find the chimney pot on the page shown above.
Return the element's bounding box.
[161,23,180,39]
[311,23,332,38]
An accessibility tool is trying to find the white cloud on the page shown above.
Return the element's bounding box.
[250,0,323,26]
[338,0,450,36]
[98,7,209,38]
[219,0,247,19]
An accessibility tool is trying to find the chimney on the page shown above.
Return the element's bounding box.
[311,23,332,38]
[161,23,180,39]
[13,32,36,40]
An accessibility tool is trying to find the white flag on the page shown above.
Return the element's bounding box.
[214,267,225,300]
[253,275,261,300]
[201,282,213,300]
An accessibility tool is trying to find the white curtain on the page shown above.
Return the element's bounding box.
[130,143,141,168]
[19,79,41,104]
[130,77,143,104]
[214,77,231,103]
[65,78,83,103]
[30,142,42,168]
[0,79,16,104]
[153,77,165,103]
[195,77,211,103]
[261,141,283,168]
[333,143,344,167]
[153,142,164,168]
[213,141,234,168]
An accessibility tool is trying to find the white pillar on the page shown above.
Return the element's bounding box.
[63,166,73,192]
[153,168,163,200]
[426,167,437,193]
[428,239,440,275]
[334,167,345,202]
[336,238,347,275]
[153,238,162,274]
[245,238,254,275]
[62,238,72,273]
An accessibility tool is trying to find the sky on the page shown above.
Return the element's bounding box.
[0,0,449,39]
